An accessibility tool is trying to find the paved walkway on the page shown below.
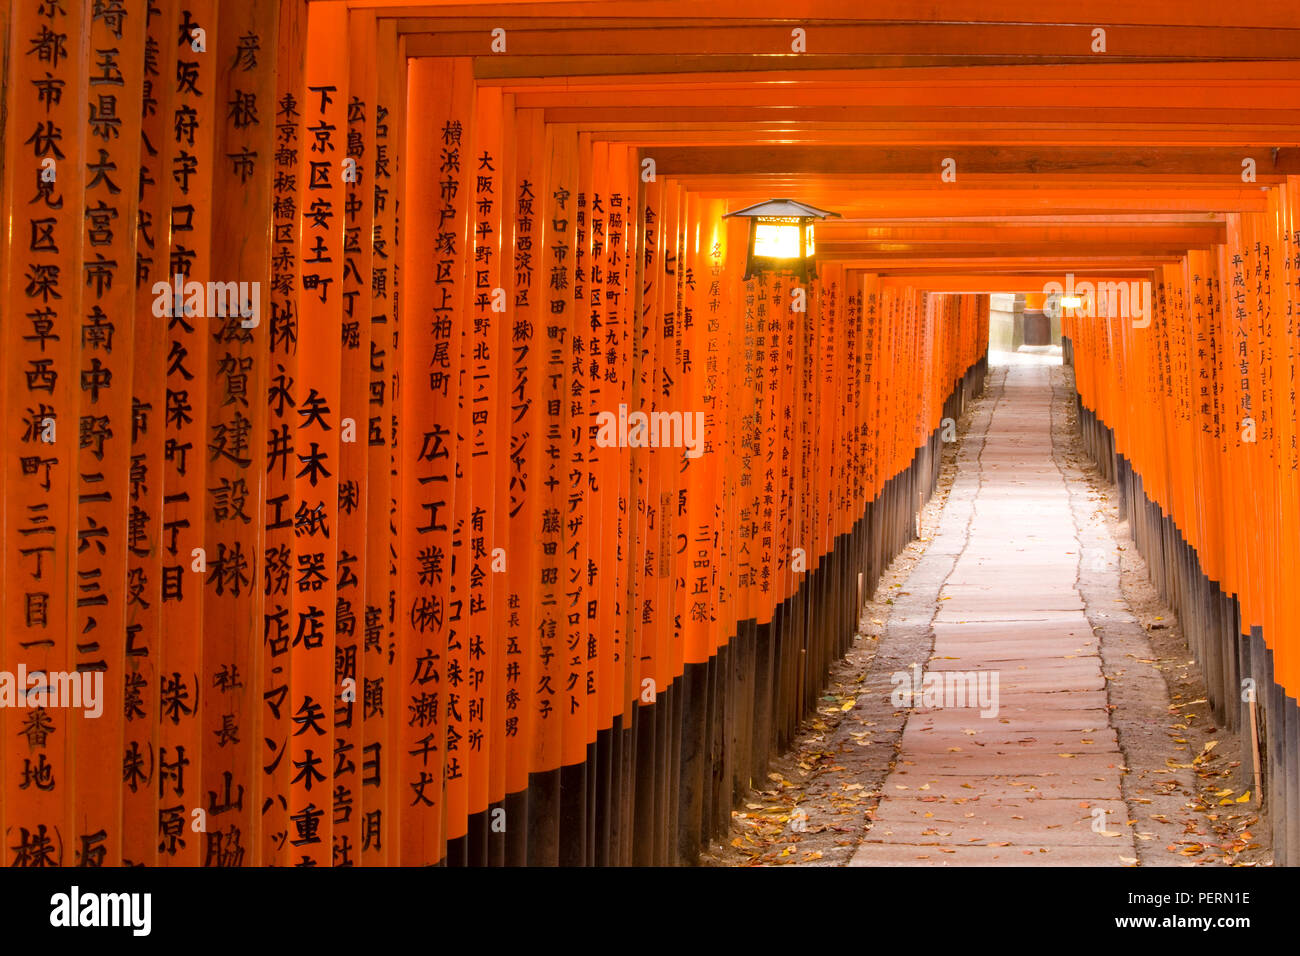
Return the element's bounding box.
[850,355,1137,866]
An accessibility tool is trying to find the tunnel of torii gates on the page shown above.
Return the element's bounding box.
[3,0,1300,870]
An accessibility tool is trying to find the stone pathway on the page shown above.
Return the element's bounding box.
[850,356,1137,866]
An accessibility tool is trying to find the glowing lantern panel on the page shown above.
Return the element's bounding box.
[753,219,803,259]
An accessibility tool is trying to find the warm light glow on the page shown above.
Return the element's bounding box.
[805,223,815,256]
[1061,295,1084,309]
[753,219,802,259]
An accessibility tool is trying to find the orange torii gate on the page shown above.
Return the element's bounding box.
[1066,180,1300,862]
[1,0,1299,868]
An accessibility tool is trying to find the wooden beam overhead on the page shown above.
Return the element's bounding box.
[645,145,1300,176]
[475,54,1295,80]
[583,127,1300,149]
[538,105,1300,126]
[817,242,1208,257]
[516,86,1300,111]
[340,0,1300,31]
[876,274,1153,292]
[819,224,1226,244]
[400,23,1300,60]
[687,187,1271,213]
[839,256,1178,271]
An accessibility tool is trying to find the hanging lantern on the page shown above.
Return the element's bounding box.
[723,198,840,281]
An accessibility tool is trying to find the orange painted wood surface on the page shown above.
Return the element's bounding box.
[2,1,1297,867]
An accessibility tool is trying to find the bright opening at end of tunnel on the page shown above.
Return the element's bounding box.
[0,1,1295,919]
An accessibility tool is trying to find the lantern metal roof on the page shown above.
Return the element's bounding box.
[722,199,841,220]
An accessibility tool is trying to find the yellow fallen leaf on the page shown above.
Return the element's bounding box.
[1237,791,1252,803]
[841,698,856,712]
